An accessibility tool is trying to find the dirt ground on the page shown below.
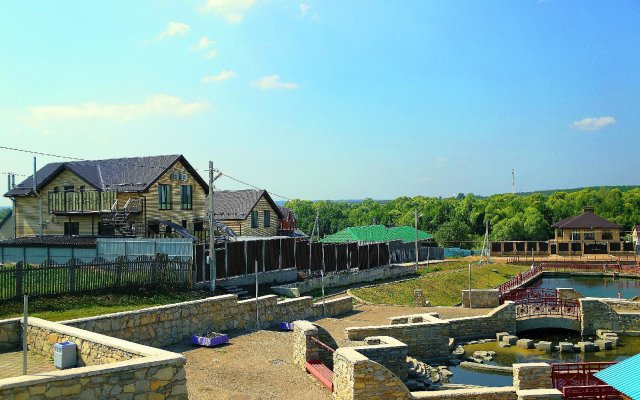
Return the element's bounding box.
[170,330,331,400]
[174,304,492,399]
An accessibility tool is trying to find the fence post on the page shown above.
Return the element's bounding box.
[279,239,282,270]
[69,258,77,293]
[321,244,325,274]
[115,256,124,288]
[262,240,266,273]
[293,238,297,270]
[15,261,23,298]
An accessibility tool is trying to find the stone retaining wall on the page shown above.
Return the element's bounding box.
[447,302,516,340]
[461,289,500,308]
[272,264,418,297]
[556,288,582,300]
[580,298,640,335]
[0,318,21,351]
[513,363,552,390]
[333,347,412,400]
[350,336,408,381]
[26,319,139,367]
[411,388,517,399]
[0,318,187,400]
[62,294,352,348]
[345,318,450,362]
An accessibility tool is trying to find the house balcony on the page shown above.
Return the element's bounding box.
[47,190,142,215]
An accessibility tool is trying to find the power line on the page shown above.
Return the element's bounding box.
[0,172,29,177]
[0,144,292,200]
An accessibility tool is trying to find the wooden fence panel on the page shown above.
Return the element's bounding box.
[295,240,309,271]
[227,241,246,278]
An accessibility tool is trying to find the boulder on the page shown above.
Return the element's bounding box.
[595,340,613,351]
[503,335,519,345]
[577,341,598,352]
[516,339,535,349]
[535,341,553,352]
[558,342,575,353]
[496,332,509,342]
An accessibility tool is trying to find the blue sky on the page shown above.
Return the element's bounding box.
[1,0,639,206]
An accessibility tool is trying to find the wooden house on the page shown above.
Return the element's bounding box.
[632,224,640,247]
[550,207,623,255]
[208,189,290,238]
[4,154,208,238]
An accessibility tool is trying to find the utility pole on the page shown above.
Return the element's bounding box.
[209,161,216,292]
[8,173,15,239]
[512,168,515,194]
[415,209,423,273]
[33,157,43,236]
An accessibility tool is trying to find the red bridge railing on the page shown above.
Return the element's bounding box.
[515,297,580,320]
[552,362,615,390]
[497,264,543,299]
[562,385,622,400]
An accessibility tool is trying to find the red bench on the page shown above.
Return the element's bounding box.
[305,360,333,391]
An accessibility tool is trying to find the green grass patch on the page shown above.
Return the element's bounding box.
[351,263,529,306]
[0,288,213,321]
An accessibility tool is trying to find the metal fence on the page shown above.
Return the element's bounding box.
[0,254,191,300]
[96,238,193,260]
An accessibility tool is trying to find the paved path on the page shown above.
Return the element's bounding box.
[0,350,56,379]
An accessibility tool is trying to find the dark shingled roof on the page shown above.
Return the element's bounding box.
[207,189,283,220]
[0,236,97,248]
[5,154,208,197]
[551,209,621,229]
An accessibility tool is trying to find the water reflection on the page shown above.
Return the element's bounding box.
[527,275,640,299]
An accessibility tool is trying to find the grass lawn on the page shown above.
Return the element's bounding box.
[0,288,214,321]
[351,262,529,306]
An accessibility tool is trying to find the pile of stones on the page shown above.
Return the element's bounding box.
[495,331,619,353]
[404,357,454,391]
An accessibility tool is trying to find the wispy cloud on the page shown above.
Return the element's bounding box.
[191,36,215,50]
[252,75,299,90]
[200,0,257,23]
[25,95,208,124]
[571,116,616,131]
[202,70,236,83]
[299,3,311,18]
[204,49,219,59]
[157,21,190,40]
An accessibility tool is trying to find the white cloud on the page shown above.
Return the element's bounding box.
[204,49,219,59]
[157,21,190,40]
[252,75,299,90]
[191,36,215,50]
[202,70,236,83]
[25,95,208,123]
[299,3,311,18]
[200,0,257,22]
[571,116,616,131]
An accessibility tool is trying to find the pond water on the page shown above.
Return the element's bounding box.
[527,275,640,299]
[448,330,640,387]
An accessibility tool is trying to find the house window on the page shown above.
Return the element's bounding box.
[263,210,271,228]
[63,222,79,236]
[194,219,203,232]
[64,185,74,192]
[181,219,187,228]
[181,185,193,210]
[158,184,172,210]
[97,222,115,236]
[556,229,563,239]
[584,231,595,241]
[571,231,581,241]
[602,230,613,240]
[251,210,258,228]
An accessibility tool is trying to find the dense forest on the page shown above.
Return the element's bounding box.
[285,187,640,248]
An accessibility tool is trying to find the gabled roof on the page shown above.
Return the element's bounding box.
[551,209,621,229]
[5,154,208,197]
[321,225,433,243]
[207,189,283,220]
[594,354,640,399]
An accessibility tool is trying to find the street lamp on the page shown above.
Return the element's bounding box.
[415,210,423,273]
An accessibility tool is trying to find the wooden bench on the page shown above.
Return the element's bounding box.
[305,360,333,391]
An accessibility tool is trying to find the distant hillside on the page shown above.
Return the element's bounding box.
[515,185,640,197]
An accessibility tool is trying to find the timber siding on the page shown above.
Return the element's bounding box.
[12,159,207,237]
[14,169,99,237]
[220,197,280,237]
[144,160,207,233]
[554,228,621,242]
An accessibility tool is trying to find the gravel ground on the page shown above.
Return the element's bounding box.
[172,304,490,399]
[168,330,331,400]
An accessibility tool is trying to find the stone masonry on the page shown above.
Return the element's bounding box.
[0,318,187,400]
[64,294,353,348]
[461,289,500,308]
[0,318,21,352]
[513,363,552,390]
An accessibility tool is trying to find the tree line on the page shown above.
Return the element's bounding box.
[285,187,640,249]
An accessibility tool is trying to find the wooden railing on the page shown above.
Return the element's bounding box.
[48,190,117,214]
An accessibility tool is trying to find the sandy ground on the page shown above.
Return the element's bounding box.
[169,330,331,400]
[174,304,492,399]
